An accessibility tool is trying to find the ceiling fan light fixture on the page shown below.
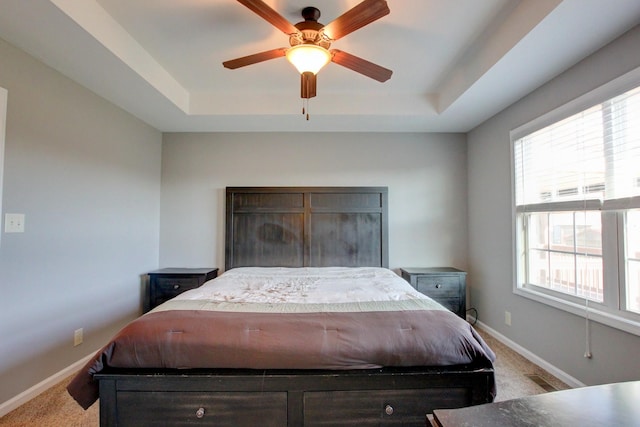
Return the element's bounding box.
[286,44,331,75]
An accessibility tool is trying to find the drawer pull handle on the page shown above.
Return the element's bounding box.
[384,404,394,416]
[435,283,442,289]
[173,284,180,290]
[196,407,205,418]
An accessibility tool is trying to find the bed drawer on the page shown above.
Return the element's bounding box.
[304,388,470,426]
[116,391,287,426]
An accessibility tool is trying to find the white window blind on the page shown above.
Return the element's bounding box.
[515,86,640,210]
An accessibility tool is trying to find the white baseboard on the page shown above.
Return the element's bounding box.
[0,351,96,417]
[474,320,586,389]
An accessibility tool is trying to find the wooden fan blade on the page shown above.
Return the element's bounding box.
[236,0,299,35]
[321,0,389,41]
[330,50,392,82]
[223,48,287,69]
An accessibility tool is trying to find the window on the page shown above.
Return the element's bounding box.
[512,76,640,335]
[523,211,603,302]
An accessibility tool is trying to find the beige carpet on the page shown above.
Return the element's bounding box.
[478,327,569,401]
[0,377,98,427]
[0,326,568,426]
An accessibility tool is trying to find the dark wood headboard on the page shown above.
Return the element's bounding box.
[225,187,388,270]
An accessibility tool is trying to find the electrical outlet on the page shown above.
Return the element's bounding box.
[4,213,25,233]
[74,328,83,347]
[505,311,512,326]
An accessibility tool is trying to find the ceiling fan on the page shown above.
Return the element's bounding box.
[223,0,392,115]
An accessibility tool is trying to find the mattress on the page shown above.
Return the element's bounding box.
[68,267,496,409]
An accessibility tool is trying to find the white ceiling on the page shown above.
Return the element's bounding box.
[1,0,639,132]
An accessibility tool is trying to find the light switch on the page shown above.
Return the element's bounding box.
[4,213,25,233]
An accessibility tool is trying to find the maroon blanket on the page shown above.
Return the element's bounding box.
[68,309,495,409]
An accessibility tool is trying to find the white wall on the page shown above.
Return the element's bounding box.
[0,38,162,405]
[467,25,640,385]
[160,132,468,272]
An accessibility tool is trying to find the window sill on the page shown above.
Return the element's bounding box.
[514,287,640,337]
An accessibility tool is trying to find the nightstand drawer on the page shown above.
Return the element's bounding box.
[400,268,467,318]
[434,298,463,314]
[155,277,200,295]
[147,268,218,312]
[415,276,460,297]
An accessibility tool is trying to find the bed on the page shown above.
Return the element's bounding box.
[68,186,496,426]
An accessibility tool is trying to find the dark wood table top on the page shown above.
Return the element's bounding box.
[432,381,640,427]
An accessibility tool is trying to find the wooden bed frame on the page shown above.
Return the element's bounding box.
[95,187,494,426]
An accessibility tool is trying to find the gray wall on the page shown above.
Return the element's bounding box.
[160,132,469,271]
[467,25,640,385]
[0,38,162,404]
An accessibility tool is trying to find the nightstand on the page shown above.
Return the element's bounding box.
[147,268,218,311]
[400,267,466,318]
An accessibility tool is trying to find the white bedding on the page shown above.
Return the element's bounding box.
[155,267,448,313]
